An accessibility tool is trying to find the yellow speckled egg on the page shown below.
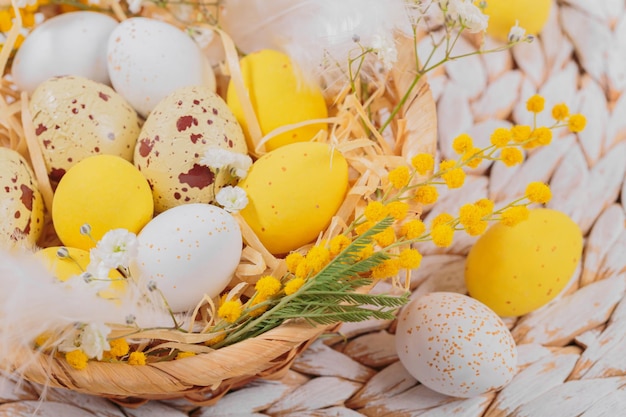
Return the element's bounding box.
[134,85,247,213]
[226,49,328,152]
[239,142,348,255]
[30,75,141,183]
[0,148,44,249]
[480,0,552,42]
[465,208,583,317]
[52,155,154,250]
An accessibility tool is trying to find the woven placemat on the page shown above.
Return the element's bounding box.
[2,0,626,416]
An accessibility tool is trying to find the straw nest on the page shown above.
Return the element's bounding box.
[0,6,438,407]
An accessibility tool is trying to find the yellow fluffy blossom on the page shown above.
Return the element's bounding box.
[552,103,569,121]
[568,114,587,133]
[452,133,473,154]
[511,125,532,143]
[255,275,282,298]
[329,234,351,256]
[371,259,400,279]
[295,259,310,278]
[285,252,304,274]
[411,153,434,175]
[400,219,426,239]
[284,277,305,295]
[0,10,12,33]
[474,198,495,216]
[500,147,524,166]
[386,201,409,221]
[431,212,454,228]
[528,127,552,148]
[414,185,438,205]
[526,94,545,113]
[34,332,52,348]
[373,227,396,247]
[465,220,488,236]
[358,244,374,260]
[205,333,226,346]
[306,245,330,273]
[501,206,530,227]
[108,338,130,357]
[439,160,465,188]
[462,147,483,169]
[490,127,512,148]
[459,203,482,227]
[128,351,147,366]
[388,166,410,189]
[364,200,386,222]
[218,299,243,323]
[65,350,88,370]
[431,224,454,247]
[525,182,552,204]
[398,249,422,269]
[176,351,196,360]
[355,220,375,235]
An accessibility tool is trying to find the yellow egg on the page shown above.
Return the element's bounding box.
[239,142,348,254]
[226,49,328,152]
[52,155,153,250]
[480,0,552,42]
[35,246,89,282]
[465,208,582,317]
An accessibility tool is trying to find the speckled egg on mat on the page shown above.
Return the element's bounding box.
[29,76,141,182]
[0,148,45,249]
[134,85,247,213]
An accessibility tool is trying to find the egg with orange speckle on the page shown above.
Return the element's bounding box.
[395,292,517,398]
[129,203,242,312]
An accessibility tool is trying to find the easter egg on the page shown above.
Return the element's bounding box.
[239,142,348,254]
[395,292,518,398]
[0,148,44,249]
[34,246,89,282]
[12,11,117,94]
[480,0,552,42]
[30,76,141,182]
[226,49,328,152]
[52,155,154,250]
[129,203,242,313]
[465,208,583,317]
[107,17,216,118]
[134,85,248,213]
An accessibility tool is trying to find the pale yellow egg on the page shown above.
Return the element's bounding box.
[481,0,552,42]
[239,142,348,254]
[465,208,582,317]
[35,246,90,282]
[226,49,328,152]
[52,155,153,250]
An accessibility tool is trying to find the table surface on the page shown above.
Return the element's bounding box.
[3,1,626,416]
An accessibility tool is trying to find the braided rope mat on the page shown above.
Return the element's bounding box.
[2,0,626,415]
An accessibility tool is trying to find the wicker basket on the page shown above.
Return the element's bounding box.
[1,12,438,406]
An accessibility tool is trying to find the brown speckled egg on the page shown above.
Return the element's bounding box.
[30,75,141,182]
[395,292,517,398]
[134,85,247,213]
[0,148,45,249]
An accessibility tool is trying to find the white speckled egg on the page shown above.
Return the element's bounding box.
[0,148,45,249]
[129,203,242,313]
[30,76,141,182]
[12,11,117,95]
[395,292,517,398]
[107,17,216,118]
[134,85,247,213]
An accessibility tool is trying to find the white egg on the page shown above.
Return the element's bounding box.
[107,17,216,118]
[12,11,117,95]
[395,292,517,398]
[130,203,242,312]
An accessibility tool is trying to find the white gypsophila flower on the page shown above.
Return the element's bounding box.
[231,153,253,179]
[127,0,143,14]
[200,146,239,171]
[87,229,138,278]
[455,1,488,33]
[508,20,526,43]
[79,322,111,360]
[371,31,398,70]
[216,186,249,213]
